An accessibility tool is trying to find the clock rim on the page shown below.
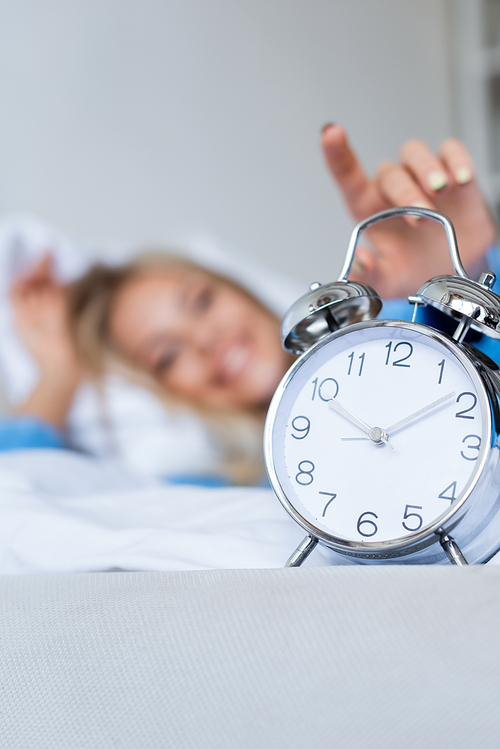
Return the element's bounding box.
[264,318,494,557]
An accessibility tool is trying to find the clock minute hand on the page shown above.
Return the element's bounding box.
[384,391,456,436]
[325,393,394,448]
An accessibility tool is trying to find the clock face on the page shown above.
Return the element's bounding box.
[265,321,491,548]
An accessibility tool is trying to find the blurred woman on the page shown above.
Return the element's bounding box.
[10,252,293,483]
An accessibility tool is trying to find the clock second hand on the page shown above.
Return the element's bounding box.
[323,391,394,448]
[341,391,456,443]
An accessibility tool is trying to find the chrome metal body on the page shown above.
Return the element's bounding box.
[338,207,468,281]
[265,320,500,566]
[281,206,496,356]
[417,275,500,340]
[267,207,500,566]
[281,280,381,355]
[285,535,319,567]
[440,535,468,565]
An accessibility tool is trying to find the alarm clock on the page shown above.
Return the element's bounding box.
[264,207,500,566]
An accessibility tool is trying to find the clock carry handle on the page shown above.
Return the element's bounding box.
[337,206,469,283]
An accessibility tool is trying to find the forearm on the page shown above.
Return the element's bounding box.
[15,365,80,431]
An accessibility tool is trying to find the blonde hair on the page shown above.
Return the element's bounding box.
[68,250,281,484]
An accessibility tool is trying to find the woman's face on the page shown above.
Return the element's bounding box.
[108,269,290,410]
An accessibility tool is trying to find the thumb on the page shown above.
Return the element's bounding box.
[347,244,379,287]
[11,252,55,295]
[30,251,55,281]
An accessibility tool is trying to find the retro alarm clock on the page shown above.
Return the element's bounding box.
[264,207,500,566]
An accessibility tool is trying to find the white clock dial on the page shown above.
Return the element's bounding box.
[267,322,490,547]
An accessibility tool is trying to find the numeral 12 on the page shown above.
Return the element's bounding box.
[385,341,413,367]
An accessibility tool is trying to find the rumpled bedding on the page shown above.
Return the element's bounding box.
[0,449,332,574]
[1,449,498,573]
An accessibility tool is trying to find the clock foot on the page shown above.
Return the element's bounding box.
[285,535,319,567]
[440,534,469,565]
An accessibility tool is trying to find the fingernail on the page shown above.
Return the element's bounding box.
[411,201,430,221]
[352,257,366,275]
[427,170,448,192]
[455,166,472,185]
[321,122,337,134]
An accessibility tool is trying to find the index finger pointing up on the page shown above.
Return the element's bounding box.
[321,124,388,221]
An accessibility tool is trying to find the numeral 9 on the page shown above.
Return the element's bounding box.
[291,415,310,440]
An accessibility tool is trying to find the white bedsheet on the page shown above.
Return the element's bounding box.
[0,449,332,574]
[1,449,499,573]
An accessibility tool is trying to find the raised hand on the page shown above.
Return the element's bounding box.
[321,125,498,298]
[11,254,78,369]
[10,253,82,428]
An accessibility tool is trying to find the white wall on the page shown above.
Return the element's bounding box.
[0,0,452,284]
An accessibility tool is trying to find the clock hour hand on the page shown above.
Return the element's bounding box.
[383,391,456,435]
[324,392,394,448]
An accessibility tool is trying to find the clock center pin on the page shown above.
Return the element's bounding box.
[368,426,389,445]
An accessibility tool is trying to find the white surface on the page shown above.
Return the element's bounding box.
[0,0,453,282]
[3,566,500,748]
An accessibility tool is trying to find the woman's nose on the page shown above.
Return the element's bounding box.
[190,323,219,355]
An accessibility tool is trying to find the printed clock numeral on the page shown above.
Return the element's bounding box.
[347,352,366,376]
[384,341,413,367]
[437,359,445,385]
[357,511,378,537]
[455,392,477,419]
[291,416,310,440]
[461,435,481,461]
[438,481,457,503]
[319,492,337,517]
[402,505,423,532]
[311,377,339,402]
[295,460,315,485]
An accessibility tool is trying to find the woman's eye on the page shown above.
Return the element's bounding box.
[193,287,213,313]
[154,350,178,374]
